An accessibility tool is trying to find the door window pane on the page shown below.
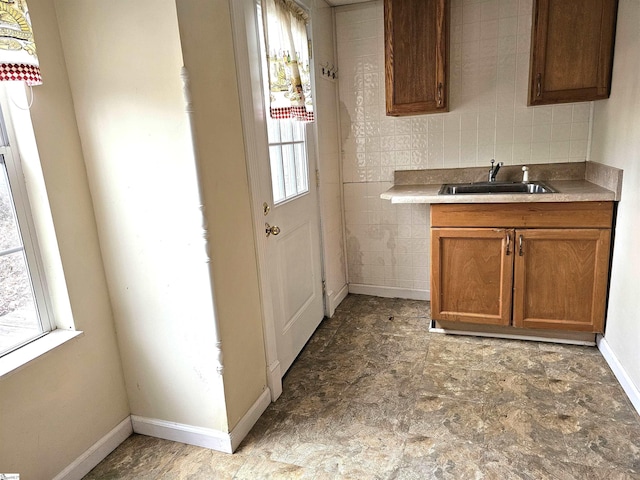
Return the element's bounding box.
[266,119,309,205]
[294,143,308,193]
[282,144,297,199]
[269,145,285,203]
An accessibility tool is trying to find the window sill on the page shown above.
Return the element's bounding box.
[0,329,84,378]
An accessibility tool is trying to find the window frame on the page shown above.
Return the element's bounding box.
[0,101,55,358]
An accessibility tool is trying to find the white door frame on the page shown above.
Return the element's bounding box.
[228,0,325,401]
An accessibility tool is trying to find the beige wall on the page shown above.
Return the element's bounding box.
[0,0,130,477]
[590,0,640,392]
[174,0,267,430]
[54,0,231,430]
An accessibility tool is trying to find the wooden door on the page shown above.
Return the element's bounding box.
[513,229,611,332]
[528,0,618,105]
[384,0,448,115]
[431,228,514,326]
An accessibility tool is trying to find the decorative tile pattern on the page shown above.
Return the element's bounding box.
[85,295,640,479]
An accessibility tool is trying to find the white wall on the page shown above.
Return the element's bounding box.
[310,0,348,314]
[54,0,229,430]
[174,0,267,430]
[335,0,594,297]
[0,0,130,477]
[590,0,640,398]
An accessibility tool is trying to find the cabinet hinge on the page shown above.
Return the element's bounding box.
[316,168,320,188]
[322,280,326,295]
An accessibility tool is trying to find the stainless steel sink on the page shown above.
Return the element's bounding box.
[438,181,557,195]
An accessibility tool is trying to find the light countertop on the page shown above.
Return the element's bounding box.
[381,180,616,204]
[381,161,622,204]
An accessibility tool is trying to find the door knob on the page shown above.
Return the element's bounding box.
[265,223,281,237]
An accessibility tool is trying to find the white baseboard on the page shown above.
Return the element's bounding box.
[597,335,640,416]
[132,388,271,454]
[348,283,429,301]
[327,283,349,317]
[229,388,271,451]
[267,360,283,401]
[131,416,233,453]
[53,417,132,480]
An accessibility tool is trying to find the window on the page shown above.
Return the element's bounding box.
[266,118,309,203]
[257,0,312,204]
[0,106,53,357]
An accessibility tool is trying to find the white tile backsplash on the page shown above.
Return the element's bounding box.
[337,0,593,295]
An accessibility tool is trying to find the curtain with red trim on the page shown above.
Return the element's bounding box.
[262,0,314,122]
[0,0,42,85]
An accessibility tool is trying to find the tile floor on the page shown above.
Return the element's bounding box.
[84,294,640,479]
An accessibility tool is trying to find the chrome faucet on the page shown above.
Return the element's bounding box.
[488,159,503,182]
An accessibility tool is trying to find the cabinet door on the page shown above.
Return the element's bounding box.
[384,0,448,116]
[513,229,611,332]
[528,0,618,105]
[431,228,513,326]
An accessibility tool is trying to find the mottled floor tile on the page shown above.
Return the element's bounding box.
[409,395,485,443]
[425,337,487,370]
[482,449,568,480]
[480,344,548,376]
[83,434,185,480]
[340,394,415,433]
[552,461,640,480]
[158,443,246,480]
[388,299,430,318]
[476,370,556,409]
[374,314,431,337]
[392,435,485,480]
[233,456,331,480]
[327,421,406,479]
[84,295,640,480]
[418,366,485,402]
[563,418,640,473]
[339,294,398,315]
[539,349,619,384]
[482,403,570,461]
[550,378,640,425]
[537,341,601,355]
[299,325,338,357]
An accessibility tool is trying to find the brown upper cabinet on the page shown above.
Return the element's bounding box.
[528,0,619,106]
[384,0,448,116]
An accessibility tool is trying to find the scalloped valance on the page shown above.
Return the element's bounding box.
[0,0,41,85]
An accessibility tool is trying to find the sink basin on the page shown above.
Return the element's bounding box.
[439,181,557,195]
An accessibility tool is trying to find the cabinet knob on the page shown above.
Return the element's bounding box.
[536,73,542,97]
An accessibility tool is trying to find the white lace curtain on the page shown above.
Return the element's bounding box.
[261,0,314,122]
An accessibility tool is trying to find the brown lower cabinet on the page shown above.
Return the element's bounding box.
[430,203,613,333]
